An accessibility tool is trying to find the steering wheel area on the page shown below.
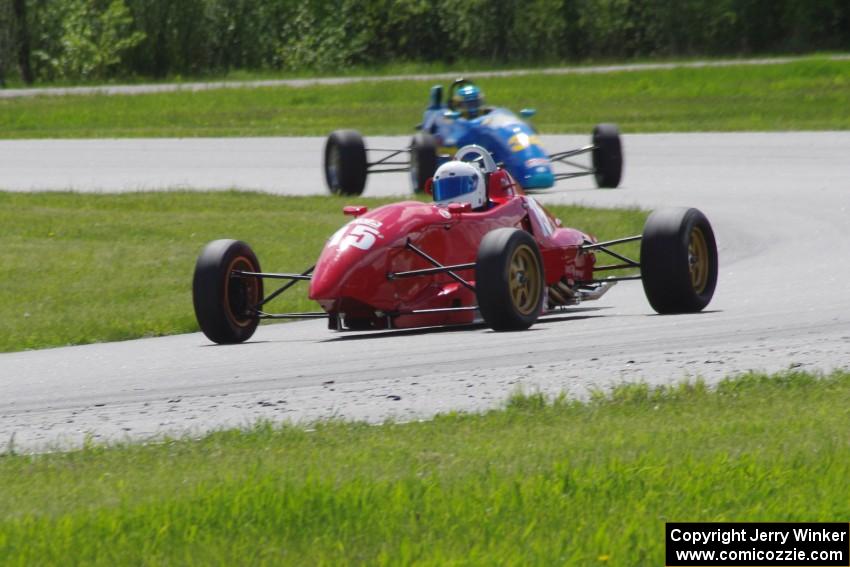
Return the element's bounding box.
[454,145,498,174]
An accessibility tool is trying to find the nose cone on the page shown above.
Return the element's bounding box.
[309,221,386,305]
[510,138,555,190]
[309,245,388,314]
[308,245,369,302]
[308,202,440,311]
[308,266,343,302]
[521,166,555,189]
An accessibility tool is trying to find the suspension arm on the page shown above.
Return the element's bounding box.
[549,144,595,161]
[553,171,595,181]
[234,271,312,281]
[580,235,641,250]
[388,262,476,279]
[400,240,476,292]
[256,311,328,320]
[367,148,411,171]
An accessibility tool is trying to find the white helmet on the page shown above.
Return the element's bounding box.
[432,160,486,209]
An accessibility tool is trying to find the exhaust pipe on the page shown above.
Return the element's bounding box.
[579,280,617,301]
[548,280,579,307]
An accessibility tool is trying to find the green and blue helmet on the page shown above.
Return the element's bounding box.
[452,84,484,118]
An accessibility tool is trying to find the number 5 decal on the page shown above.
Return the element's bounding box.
[329,223,382,251]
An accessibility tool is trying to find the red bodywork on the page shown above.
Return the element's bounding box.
[309,169,597,329]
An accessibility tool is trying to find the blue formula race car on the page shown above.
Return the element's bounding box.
[323,78,623,196]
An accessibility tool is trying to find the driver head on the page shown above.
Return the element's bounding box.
[432,160,486,210]
[452,84,484,118]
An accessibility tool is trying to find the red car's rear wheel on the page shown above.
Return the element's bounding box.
[640,207,718,313]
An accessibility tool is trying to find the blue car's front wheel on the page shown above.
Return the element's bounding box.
[410,132,438,193]
[592,123,623,188]
[324,130,368,196]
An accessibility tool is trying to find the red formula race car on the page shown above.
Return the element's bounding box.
[192,146,718,344]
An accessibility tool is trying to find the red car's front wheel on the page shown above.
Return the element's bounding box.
[192,239,263,344]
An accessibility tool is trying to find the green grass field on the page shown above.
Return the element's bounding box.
[1,370,847,565]
[1,58,848,138]
[1,54,808,89]
[0,191,645,352]
[0,56,664,89]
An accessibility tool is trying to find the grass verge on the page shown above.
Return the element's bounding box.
[3,54,830,89]
[1,58,848,138]
[0,191,645,352]
[0,56,691,89]
[1,370,848,565]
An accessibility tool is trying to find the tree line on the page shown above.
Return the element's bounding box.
[1,0,849,85]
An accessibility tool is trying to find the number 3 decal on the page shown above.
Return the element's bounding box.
[329,223,382,251]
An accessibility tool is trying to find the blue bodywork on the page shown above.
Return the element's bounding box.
[419,86,555,190]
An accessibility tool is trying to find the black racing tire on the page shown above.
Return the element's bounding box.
[591,123,623,188]
[410,132,438,194]
[640,207,718,314]
[475,228,545,331]
[324,129,367,195]
[192,239,263,344]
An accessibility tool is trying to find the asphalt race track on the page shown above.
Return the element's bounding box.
[2,132,849,452]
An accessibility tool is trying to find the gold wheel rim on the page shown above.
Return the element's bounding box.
[509,245,541,316]
[688,227,709,294]
[225,256,260,327]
